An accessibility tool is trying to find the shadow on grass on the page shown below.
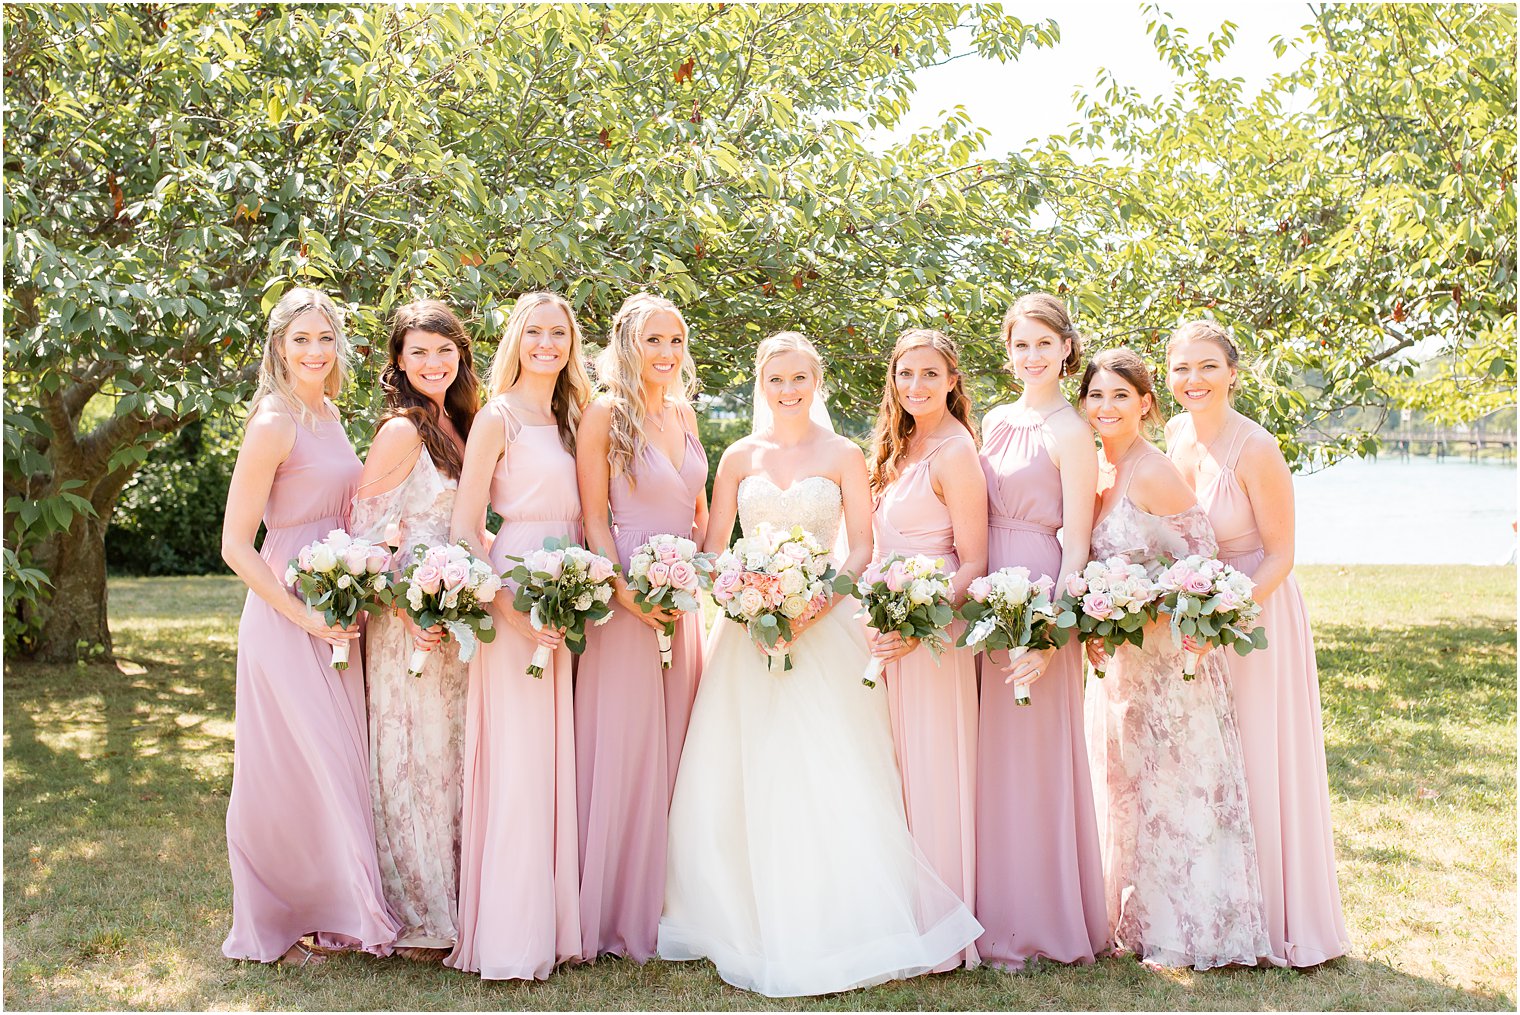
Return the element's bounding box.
[3,574,1515,1010]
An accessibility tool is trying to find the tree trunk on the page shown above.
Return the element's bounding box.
[31,512,113,663]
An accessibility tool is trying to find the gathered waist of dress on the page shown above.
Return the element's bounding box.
[263,514,347,535]
[1217,537,1265,559]
[988,515,1058,537]
[874,541,958,564]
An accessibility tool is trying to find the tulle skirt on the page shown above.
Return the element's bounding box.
[658,605,982,997]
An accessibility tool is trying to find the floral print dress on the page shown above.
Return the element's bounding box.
[1084,481,1271,970]
[351,445,468,949]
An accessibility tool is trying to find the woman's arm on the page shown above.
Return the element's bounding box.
[1235,432,1296,601]
[220,410,357,648]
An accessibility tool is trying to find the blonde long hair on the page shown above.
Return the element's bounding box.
[595,293,697,484]
[251,287,352,428]
[486,291,594,452]
[868,329,978,494]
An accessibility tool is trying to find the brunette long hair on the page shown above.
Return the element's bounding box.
[376,300,478,479]
[868,329,978,494]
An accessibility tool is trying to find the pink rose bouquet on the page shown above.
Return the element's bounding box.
[854,553,955,688]
[955,566,1062,705]
[285,528,391,670]
[384,540,502,677]
[712,524,850,673]
[1054,556,1160,675]
[506,536,618,678]
[625,534,716,668]
[1152,554,1267,678]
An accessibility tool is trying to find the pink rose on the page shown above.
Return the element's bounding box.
[424,547,451,570]
[1082,592,1114,619]
[782,542,810,563]
[530,550,564,580]
[862,562,885,586]
[885,560,910,593]
[1215,590,1241,611]
[967,576,992,602]
[588,554,615,584]
[657,543,681,564]
[297,546,315,570]
[668,560,697,592]
[442,562,470,590]
[712,570,740,603]
[1066,574,1088,597]
[342,544,370,575]
[648,561,672,587]
[1183,573,1213,595]
[366,546,390,574]
[1035,575,1054,598]
[414,563,443,596]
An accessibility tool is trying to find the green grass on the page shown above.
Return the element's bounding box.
[4,566,1515,1010]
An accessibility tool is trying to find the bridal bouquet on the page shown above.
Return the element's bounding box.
[506,537,618,678]
[625,534,716,668]
[1055,556,1160,675]
[1152,554,1267,678]
[386,541,502,677]
[854,553,956,688]
[711,524,848,673]
[285,529,392,670]
[956,566,1063,705]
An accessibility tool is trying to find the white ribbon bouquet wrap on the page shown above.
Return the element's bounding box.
[383,541,501,677]
[507,537,619,678]
[285,529,392,669]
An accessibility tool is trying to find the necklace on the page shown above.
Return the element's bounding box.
[648,402,668,432]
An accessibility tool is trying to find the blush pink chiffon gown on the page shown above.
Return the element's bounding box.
[1180,416,1350,967]
[222,415,400,961]
[446,402,581,980]
[871,436,981,970]
[575,429,706,962]
[975,403,1108,969]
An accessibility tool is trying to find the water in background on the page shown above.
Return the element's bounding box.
[1295,456,1517,565]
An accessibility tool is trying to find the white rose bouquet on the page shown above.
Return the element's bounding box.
[1054,556,1160,675]
[1152,554,1267,678]
[383,540,501,677]
[625,534,716,668]
[853,553,956,689]
[285,528,392,670]
[956,565,1062,705]
[710,524,850,673]
[506,537,618,678]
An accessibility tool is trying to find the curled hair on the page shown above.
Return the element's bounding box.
[595,293,696,485]
[376,300,478,480]
[869,329,979,494]
[1002,292,1083,378]
[251,287,352,428]
[486,291,594,453]
[1078,347,1164,428]
[1166,319,1243,392]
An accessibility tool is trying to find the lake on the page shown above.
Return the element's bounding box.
[1295,456,1517,565]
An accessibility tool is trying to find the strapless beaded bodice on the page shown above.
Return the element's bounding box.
[736,474,843,548]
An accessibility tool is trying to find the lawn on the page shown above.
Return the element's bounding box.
[4,566,1515,1010]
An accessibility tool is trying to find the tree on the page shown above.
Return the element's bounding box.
[1016,2,1515,463]
[3,3,1059,661]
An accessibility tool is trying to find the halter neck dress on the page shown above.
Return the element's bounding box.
[1176,415,1349,967]
[975,402,1108,969]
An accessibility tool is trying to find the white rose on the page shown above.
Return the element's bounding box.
[283,566,298,586]
[594,585,612,603]
[907,578,936,606]
[737,587,765,616]
[372,574,388,591]
[574,593,593,611]
[336,573,352,589]
[324,529,353,551]
[407,584,424,611]
[310,544,339,572]
[778,568,806,596]
[781,594,808,618]
[675,537,697,557]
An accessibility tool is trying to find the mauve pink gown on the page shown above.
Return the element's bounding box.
[976,403,1108,969]
[446,404,581,980]
[1181,416,1350,967]
[575,430,707,962]
[222,416,400,961]
[872,436,980,970]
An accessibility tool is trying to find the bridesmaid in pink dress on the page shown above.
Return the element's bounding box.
[446,291,595,980]
[220,288,399,966]
[1164,321,1350,967]
[976,294,1108,969]
[864,329,987,970]
[574,294,709,962]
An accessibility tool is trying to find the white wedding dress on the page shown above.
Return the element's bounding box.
[658,475,982,997]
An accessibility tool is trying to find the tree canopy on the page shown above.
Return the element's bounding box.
[3,2,1514,661]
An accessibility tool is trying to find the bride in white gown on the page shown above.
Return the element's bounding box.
[658,332,982,997]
